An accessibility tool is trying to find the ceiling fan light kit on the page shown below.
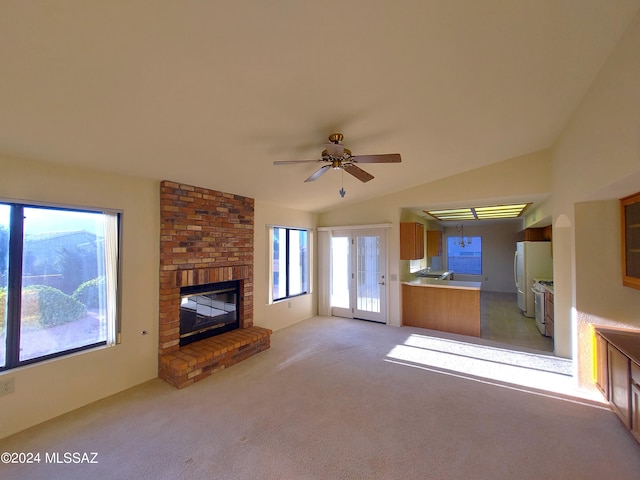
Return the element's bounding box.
[273,133,401,197]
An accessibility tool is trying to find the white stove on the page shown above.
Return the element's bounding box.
[531,279,553,336]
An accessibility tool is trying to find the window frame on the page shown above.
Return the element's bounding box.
[0,200,122,372]
[270,226,310,302]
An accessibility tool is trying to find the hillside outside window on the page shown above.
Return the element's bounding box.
[0,203,121,371]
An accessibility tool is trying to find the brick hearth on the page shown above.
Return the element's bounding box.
[158,181,271,388]
[159,326,271,389]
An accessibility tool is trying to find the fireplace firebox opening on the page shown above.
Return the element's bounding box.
[179,280,240,346]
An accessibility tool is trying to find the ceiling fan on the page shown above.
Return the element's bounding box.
[273,133,401,184]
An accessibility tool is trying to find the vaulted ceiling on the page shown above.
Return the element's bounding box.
[1,1,639,212]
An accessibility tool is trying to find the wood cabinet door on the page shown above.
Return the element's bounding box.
[621,192,640,290]
[595,334,609,399]
[608,344,631,428]
[631,363,640,443]
[400,222,424,260]
[426,230,442,257]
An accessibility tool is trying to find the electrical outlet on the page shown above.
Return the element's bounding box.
[1,377,15,397]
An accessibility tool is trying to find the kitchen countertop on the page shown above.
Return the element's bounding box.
[595,327,640,366]
[402,277,481,291]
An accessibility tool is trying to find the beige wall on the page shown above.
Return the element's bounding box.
[253,201,318,332]
[0,155,160,439]
[550,11,640,377]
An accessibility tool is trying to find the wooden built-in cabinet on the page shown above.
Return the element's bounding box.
[595,327,640,443]
[402,282,480,337]
[426,230,442,257]
[400,222,424,260]
[595,333,609,398]
[632,363,640,443]
[621,192,640,290]
[609,343,631,429]
[523,226,552,242]
[544,290,554,338]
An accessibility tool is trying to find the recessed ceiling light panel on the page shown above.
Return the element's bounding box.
[424,203,530,221]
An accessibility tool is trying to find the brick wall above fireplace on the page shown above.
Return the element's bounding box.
[158,181,270,388]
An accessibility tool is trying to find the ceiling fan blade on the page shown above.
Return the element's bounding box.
[351,153,401,164]
[344,164,374,183]
[273,159,321,165]
[304,165,331,182]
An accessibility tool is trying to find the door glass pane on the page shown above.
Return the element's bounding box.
[356,235,380,313]
[20,207,108,361]
[0,205,9,368]
[331,236,350,308]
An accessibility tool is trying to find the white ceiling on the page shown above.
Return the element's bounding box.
[1,1,639,212]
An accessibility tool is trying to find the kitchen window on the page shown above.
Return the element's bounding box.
[0,202,121,371]
[270,227,310,301]
[447,236,482,275]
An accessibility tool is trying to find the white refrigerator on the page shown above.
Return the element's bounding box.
[514,241,553,317]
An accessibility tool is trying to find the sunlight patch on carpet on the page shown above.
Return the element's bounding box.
[385,334,604,404]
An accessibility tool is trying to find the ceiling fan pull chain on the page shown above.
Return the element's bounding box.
[339,169,346,198]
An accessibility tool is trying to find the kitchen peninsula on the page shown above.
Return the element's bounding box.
[402,278,482,336]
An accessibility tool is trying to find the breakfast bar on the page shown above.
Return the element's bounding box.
[402,278,482,337]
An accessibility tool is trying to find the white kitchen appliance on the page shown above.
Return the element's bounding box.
[514,241,553,317]
[532,280,552,335]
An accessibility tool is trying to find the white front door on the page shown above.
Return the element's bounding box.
[330,229,387,323]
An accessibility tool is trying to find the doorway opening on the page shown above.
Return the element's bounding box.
[330,228,388,324]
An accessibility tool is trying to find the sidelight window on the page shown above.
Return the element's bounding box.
[0,202,121,371]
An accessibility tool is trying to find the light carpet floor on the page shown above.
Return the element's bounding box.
[1,316,639,479]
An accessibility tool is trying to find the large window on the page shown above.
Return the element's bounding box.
[447,236,482,275]
[0,202,120,371]
[272,227,309,301]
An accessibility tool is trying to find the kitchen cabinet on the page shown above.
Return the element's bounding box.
[609,343,631,429]
[523,227,552,242]
[594,327,640,443]
[621,191,640,290]
[426,230,442,257]
[400,222,424,260]
[544,290,554,338]
[595,333,609,398]
[402,279,481,337]
[632,363,640,443]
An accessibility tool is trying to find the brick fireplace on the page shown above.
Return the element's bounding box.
[158,181,271,388]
